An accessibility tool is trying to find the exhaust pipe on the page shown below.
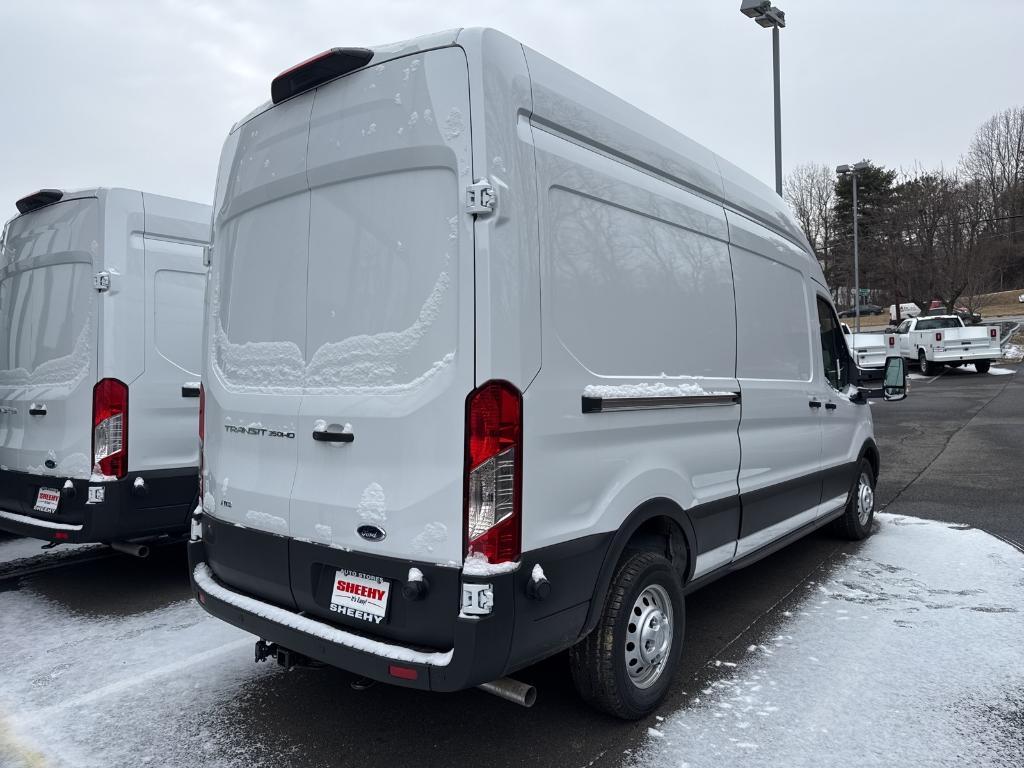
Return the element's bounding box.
[477,677,537,708]
[110,541,150,558]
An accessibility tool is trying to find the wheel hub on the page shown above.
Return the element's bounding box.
[624,584,674,689]
[857,471,874,525]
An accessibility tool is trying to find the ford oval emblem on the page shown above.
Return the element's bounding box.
[357,525,386,543]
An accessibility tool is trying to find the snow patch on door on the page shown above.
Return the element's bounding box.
[245,510,287,534]
[210,265,455,395]
[411,522,448,557]
[356,483,387,524]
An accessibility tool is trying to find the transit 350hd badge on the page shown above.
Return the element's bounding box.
[224,424,295,439]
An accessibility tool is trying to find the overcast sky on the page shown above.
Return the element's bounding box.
[1,0,1021,220]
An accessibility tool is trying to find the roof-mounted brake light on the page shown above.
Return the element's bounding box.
[15,189,63,215]
[271,47,374,105]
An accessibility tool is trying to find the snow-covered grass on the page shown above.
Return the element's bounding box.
[631,514,1024,768]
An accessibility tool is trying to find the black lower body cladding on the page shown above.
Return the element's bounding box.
[189,514,613,692]
[0,467,196,543]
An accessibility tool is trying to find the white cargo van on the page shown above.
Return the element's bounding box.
[0,188,210,551]
[189,29,907,719]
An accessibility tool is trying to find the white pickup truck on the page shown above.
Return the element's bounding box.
[893,315,1001,375]
[841,322,892,370]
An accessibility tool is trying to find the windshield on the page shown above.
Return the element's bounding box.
[916,317,961,330]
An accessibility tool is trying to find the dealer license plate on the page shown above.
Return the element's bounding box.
[329,569,390,625]
[34,487,61,514]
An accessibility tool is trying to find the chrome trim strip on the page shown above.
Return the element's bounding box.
[734,493,848,559]
[692,541,738,579]
[582,392,741,413]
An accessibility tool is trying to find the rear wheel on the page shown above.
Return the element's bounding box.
[975,360,991,374]
[832,458,876,540]
[569,551,684,720]
[918,350,938,376]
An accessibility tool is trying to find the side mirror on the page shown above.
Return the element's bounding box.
[882,357,907,401]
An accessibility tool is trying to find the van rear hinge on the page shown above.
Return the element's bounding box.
[466,180,496,216]
[93,271,111,292]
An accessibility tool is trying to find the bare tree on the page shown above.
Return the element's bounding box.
[784,163,839,294]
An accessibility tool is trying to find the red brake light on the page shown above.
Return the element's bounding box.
[888,335,895,347]
[271,47,374,104]
[935,332,942,342]
[990,328,997,339]
[93,378,128,479]
[464,381,522,564]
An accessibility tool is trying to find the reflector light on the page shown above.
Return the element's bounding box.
[935,332,942,342]
[464,381,522,564]
[54,531,69,541]
[388,665,419,681]
[990,328,997,339]
[888,335,895,347]
[271,47,374,104]
[93,378,129,478]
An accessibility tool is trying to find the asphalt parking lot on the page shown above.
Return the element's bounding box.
[0,363,1020,768]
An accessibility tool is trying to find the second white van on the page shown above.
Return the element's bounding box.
[189,28,907,718]
[0,188,210,553]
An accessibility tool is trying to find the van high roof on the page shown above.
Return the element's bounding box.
[236,27,813,258]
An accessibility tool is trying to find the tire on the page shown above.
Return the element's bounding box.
[975,360,991,374]
[569,551,684,720]
[918,350,937,376]
[832,458,876,540]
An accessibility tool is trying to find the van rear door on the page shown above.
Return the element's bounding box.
[288,46,475,583]
[203,95,315,607]
[0,198,99,495]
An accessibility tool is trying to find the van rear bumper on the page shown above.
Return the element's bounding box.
[188,537,515,692]
[0,467,197,543]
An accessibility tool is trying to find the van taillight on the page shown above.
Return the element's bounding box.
[464,381,522,564]
[935,332,942,342]
[93,379,128,479]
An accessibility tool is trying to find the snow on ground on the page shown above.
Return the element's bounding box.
[1001,344,1023,362]
[631,514,1024,768]
[0,570,282,767]
[0,535,99,569]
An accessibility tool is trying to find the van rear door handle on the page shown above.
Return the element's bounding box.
[181,384,200,398]
[29,405,46,416]
[313,430,354,443]
[825,402,838,410]
[808,400,822,409]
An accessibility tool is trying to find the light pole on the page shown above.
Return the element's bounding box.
[836,161,871,331]
[740,1,786,197]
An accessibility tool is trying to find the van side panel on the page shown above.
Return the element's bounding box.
[457,28,541,387]
[526,124,742,567]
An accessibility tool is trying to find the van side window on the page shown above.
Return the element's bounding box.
[815,297,849,391]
